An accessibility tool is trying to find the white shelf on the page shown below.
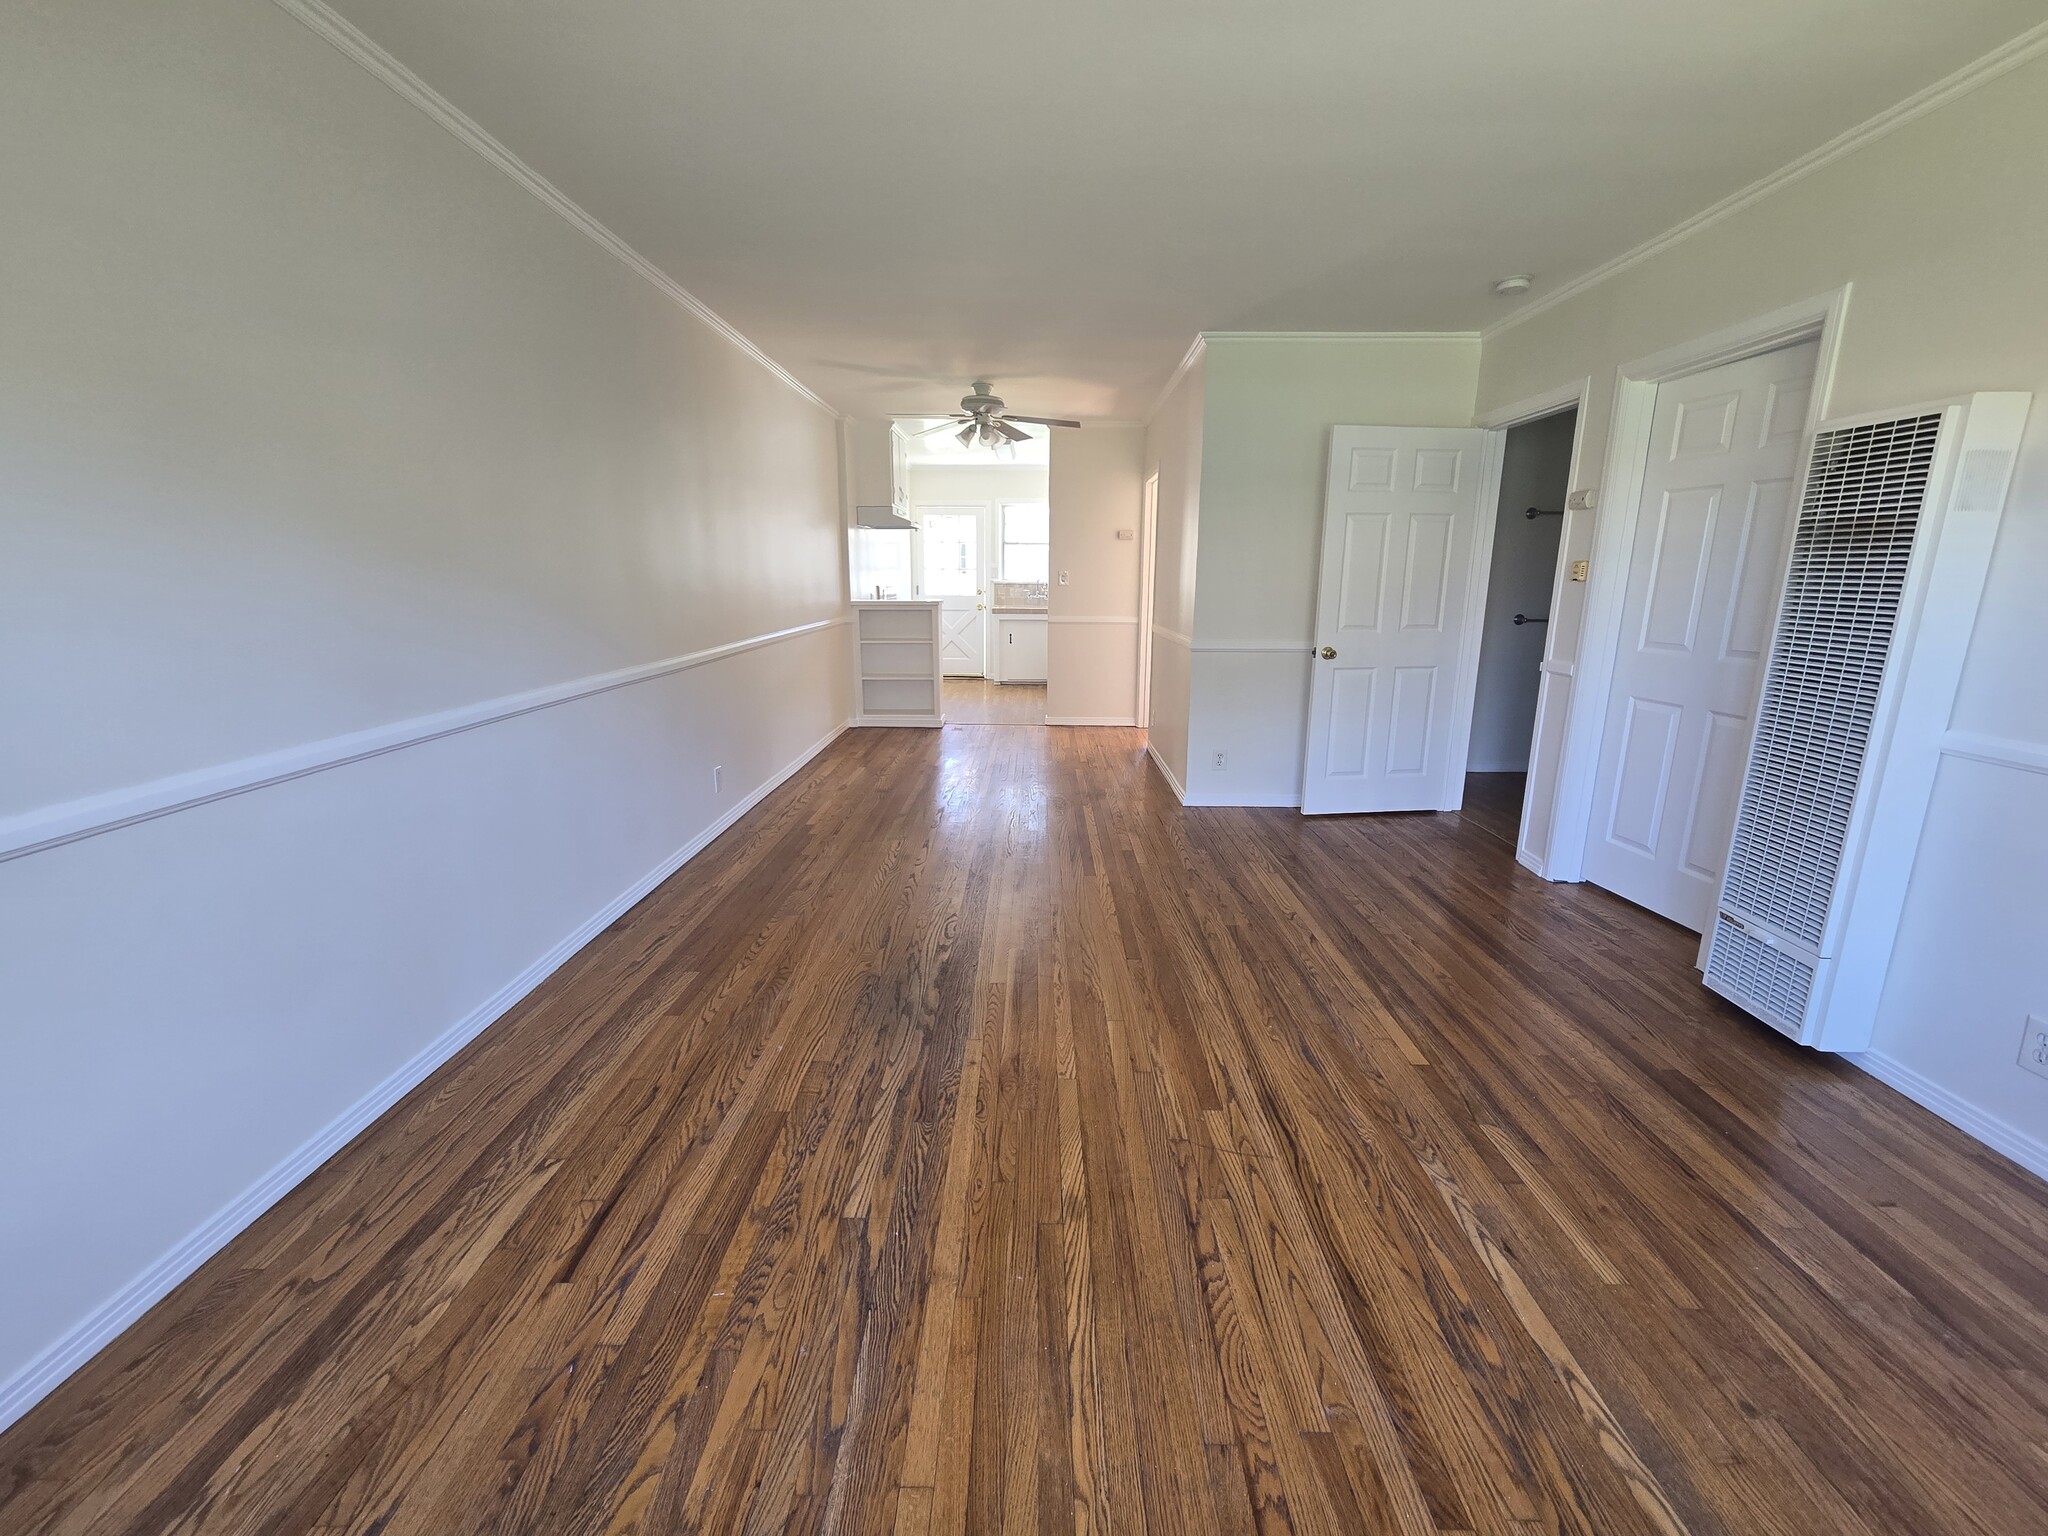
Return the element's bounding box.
[851,602,944,727]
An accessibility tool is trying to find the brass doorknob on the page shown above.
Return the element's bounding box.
[1319,646,1337,660]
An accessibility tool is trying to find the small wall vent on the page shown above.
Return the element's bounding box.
[1702,393,2030,1051]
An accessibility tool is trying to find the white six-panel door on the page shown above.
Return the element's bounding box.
[1583,340,1819,930]
[1302,426,1490,814]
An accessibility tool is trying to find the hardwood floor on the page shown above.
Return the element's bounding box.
[1458,771,1526,850]
[5,721,2047,1533]
[942,676,1045,724]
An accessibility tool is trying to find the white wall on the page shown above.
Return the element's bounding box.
[0,0,849,1423]
[1478,49,2048,1172]
[1143,352,1205,794]
[1048,425,1146,724]
[905,462,1050,522]
[1184,336,1481,805]
[1467,411,1574,773]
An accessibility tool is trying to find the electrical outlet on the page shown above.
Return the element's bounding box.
[712,765,723,794]
[1211,751,1227,770]
[1058,570,1070,585]
[2019,1016,2048,1082]
[1570,559,1590,582]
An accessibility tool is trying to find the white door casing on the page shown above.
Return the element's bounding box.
[1583,339,1819,930]
[918,504,987,675]
[1302,426,1491,814]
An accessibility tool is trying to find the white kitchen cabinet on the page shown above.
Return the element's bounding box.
[993,614,1047,683]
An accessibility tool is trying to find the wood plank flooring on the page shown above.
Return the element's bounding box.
[1458,772,1526,851]
[4,721,2047,1533]
[941,677,1045,724]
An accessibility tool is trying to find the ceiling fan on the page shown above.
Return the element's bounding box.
[916,381,1079,449]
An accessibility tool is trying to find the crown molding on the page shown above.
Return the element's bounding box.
[1143,330,1481,422]
[1144,335,1208,423]
[1483,20,2048,342]
[1199,330,1480,344]
[272,0,839,417]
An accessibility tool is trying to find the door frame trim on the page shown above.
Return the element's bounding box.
[1438,430,1510,809]
[1543,287,1853,884]
[1136,472,1159,729]
[1455,379,1595,833]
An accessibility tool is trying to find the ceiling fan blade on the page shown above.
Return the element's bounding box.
[913,417,970,436]
[992,418,1030,443]
[1002,415,1082,429]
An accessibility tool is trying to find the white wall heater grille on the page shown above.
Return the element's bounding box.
[1702,393,2031,1050]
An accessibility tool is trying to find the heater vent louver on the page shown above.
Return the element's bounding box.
[1704,918,1814,1037]
[1716,414,1942,946]
[1701,392,2027,1052]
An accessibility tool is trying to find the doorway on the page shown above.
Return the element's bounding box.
[919,504,987,675]
[1463,408,1575,849]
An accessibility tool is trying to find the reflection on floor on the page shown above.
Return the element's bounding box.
[1460,770,1526,849]
[942,676,1045,724]
[13,723,2047,1532]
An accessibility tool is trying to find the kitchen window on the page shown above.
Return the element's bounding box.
[999,502,1049,584]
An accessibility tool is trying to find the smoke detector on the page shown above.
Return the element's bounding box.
[1493,274,1534,296]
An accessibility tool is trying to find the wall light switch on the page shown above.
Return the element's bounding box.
[712,765,723,794]
[1058,570,1069,584]
[1116,528,1135,541]
[1566,488,1597,511]
[1570,560,1590,582]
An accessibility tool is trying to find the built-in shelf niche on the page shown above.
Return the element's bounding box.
[852,601,943,726]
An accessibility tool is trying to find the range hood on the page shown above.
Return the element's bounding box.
[855,504,915,531]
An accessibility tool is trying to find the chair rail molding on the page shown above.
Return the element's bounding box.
[0,617,849,864]
[1941,729,2048,776]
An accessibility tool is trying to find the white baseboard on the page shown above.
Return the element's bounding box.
[1044,715,1139,727]
[1515,847,1547,877]
[0,718,850,1436]
[1146,743,1187,802]
[1846,1050,2048,1182]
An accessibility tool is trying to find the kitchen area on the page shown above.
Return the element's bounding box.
[846,418,1050,722]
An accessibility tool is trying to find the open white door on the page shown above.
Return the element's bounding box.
[1582,339,1818,930]
[1302,426,1491,814]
